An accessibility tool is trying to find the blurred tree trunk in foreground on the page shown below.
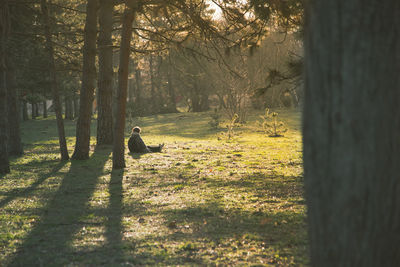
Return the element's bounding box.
[303,0,400,266]
[0,0,10,174]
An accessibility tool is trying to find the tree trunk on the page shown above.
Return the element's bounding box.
[41,0,69,160]
[127,76,134,103]
[134,67,142,114]
[22,100,28,121]
[42,74,48,118]
[64,97,69,119]
[96,0,113,146]
[0,67,9,173]
[69,97,74,119]
[191,84,202,112]
[6,58,22,156]
[65,96,73,120]
[112,6,135,169]
[73,93,79,118]
[0,0,10,173]
[155,55,163,112]
[149,54,159,114]
[43,100,47,118]
[31,102,36,119]
[35,102,40,117]
[303,1,400,266]
[72,0,98,159]
[200,92,209,111]
[127,59,134,103]
[166,57,177,113]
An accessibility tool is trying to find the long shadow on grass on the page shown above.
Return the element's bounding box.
[125,172,306,264]
[8,148,111,266]
[20,118,88,145]
[162,200,306,263]
[103,168,124,265]
[161,200,304,242]
[206,173,304,200]
[0,161,67,209]
[128,199,306,265]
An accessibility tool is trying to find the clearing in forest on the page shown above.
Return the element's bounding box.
[0,109,307,266]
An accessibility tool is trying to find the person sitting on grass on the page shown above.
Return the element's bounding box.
[128,126,164,153]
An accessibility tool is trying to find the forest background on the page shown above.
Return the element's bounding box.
[0,0,303,169]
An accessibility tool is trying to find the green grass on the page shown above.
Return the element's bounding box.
[0,108,308,266]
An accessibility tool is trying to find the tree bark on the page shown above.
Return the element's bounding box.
[0,0,10,174]
[41,0,69,160]
[96,0,113,146]
[65,96,73,120]
[127,59,134,103]
[134,67,142,113]
[72,0,98,159]
[35,102,39,117]
[22,100,28,121]
[73,93,79,118]
[200,92,209,111]
[155,55,163,112]
[191,84,203,112]
[166,56,177,113]
[303,1,400,266]
[112,6,135,169]
[43,100,47,118]
[6,58,23,156]
[149,54,159,114]
[31,102,36,119]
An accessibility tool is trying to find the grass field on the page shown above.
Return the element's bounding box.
[0,108,308,266]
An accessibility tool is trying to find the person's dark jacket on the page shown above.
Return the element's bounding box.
[128,132,150,153]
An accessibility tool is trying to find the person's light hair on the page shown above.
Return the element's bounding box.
[132,126,141,133]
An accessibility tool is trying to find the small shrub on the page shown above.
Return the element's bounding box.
[218,114,239,141]
[258,108,288,137]
[227,114,239,140]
